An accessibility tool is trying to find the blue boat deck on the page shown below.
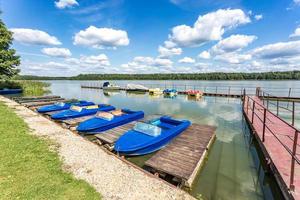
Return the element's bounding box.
[145,124,216,187]
[94,114,163,146]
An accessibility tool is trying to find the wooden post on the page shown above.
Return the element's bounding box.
[292,101,295,126]
[242,89,245,108]
[277,99,279,116]
[267,94,269,109]
[247,96,249,114]
[252,101,255,123]
[287,88,292,109]
[256,87,261,97]
[228,86,231,95]
[290,130,299,191]
[262,108,267,142]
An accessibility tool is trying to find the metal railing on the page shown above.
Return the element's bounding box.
[256,88,299,127]
[244,95,300,190]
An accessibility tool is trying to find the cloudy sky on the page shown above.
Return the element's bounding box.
[2,0,300,76]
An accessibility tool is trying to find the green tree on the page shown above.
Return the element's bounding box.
[0,13,20,78]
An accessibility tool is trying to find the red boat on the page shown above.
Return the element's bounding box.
[186,90,203,98]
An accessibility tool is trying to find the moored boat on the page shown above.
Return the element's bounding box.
[0,88,22,95]
[163,89,177,96]
[51,104,115,120]
[77,109,144,134]
[187,90,203,98]
[126,84,148,92]
[37,100,94,113]
[114,116,191,155]
[149,88,163,95]
[102,81,121,91]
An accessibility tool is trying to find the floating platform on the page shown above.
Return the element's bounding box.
[145,124,216,187]
[243,96,300,200]
[61,115,95,129]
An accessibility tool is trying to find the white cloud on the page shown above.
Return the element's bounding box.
[178,57,195,63]
[167,9,250,47]
[289,27,300,38]
[133,56,173,67]
[41,47,71,58]
[158,46,182,58]
[55,0,79,9]
[294,0,300,5]
[73,26,129,48]
[66,54,110,67]
[254,14,263,20]
[198,51,211,59]
[215,53,252,64]
[210,34,257,55]
[10,28,61,46]
[251,40,300,59]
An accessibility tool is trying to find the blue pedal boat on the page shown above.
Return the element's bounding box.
[51,104,115,120]
[37,101,94,113]
[114,116,191,156]
[77,109,144,134]
[0,88,22,94]
[163,89,177,96]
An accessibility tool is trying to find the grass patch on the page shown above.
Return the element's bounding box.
[0,80,50,96]
[0,102,101,199]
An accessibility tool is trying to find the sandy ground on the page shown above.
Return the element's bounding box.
[0,96,195,200]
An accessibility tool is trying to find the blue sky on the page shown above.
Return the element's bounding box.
[2,0,300,76]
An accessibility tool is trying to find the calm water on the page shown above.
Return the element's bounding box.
[44,80,300,200]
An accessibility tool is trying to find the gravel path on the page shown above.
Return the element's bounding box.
[0,96,195,200]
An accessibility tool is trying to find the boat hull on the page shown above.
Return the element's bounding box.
[0,89,22,94]
[37,101,94,113]
[77,110,144,134]
[51,105,115,120]
[114,117,190,156]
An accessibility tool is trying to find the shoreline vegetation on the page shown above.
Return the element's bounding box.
[16,70,300,80]
[0,80,50,96]
[0,102,101,199]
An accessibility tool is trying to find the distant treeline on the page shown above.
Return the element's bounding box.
[16,71,300,80]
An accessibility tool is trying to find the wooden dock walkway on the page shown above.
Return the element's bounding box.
[243,95,300,200]
[145,124,216,187]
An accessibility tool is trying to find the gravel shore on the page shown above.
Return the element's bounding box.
[0,96,195,200]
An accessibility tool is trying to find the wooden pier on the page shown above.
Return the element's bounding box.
[243,95,300,200]
[145,124,216,187]
[11,95,217,189]
[81,85,242,98]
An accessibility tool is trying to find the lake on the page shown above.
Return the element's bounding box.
[44,80,300,200]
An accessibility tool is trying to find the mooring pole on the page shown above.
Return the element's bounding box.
[277,99,279,116]
[290,130,299,191]
[262,108,267,142]
[292,101,295,126]
[252,101,256,123]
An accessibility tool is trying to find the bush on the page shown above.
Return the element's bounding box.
[0,80,50,96]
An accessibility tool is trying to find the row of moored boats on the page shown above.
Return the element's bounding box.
[103,82,204,98]
[37,100,191,156]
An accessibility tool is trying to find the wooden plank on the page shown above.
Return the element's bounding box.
[21,99,66,107]
[62,115,94,126]
[17,97,63,103]
[12,95,61,101]
[145,123,216,187]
